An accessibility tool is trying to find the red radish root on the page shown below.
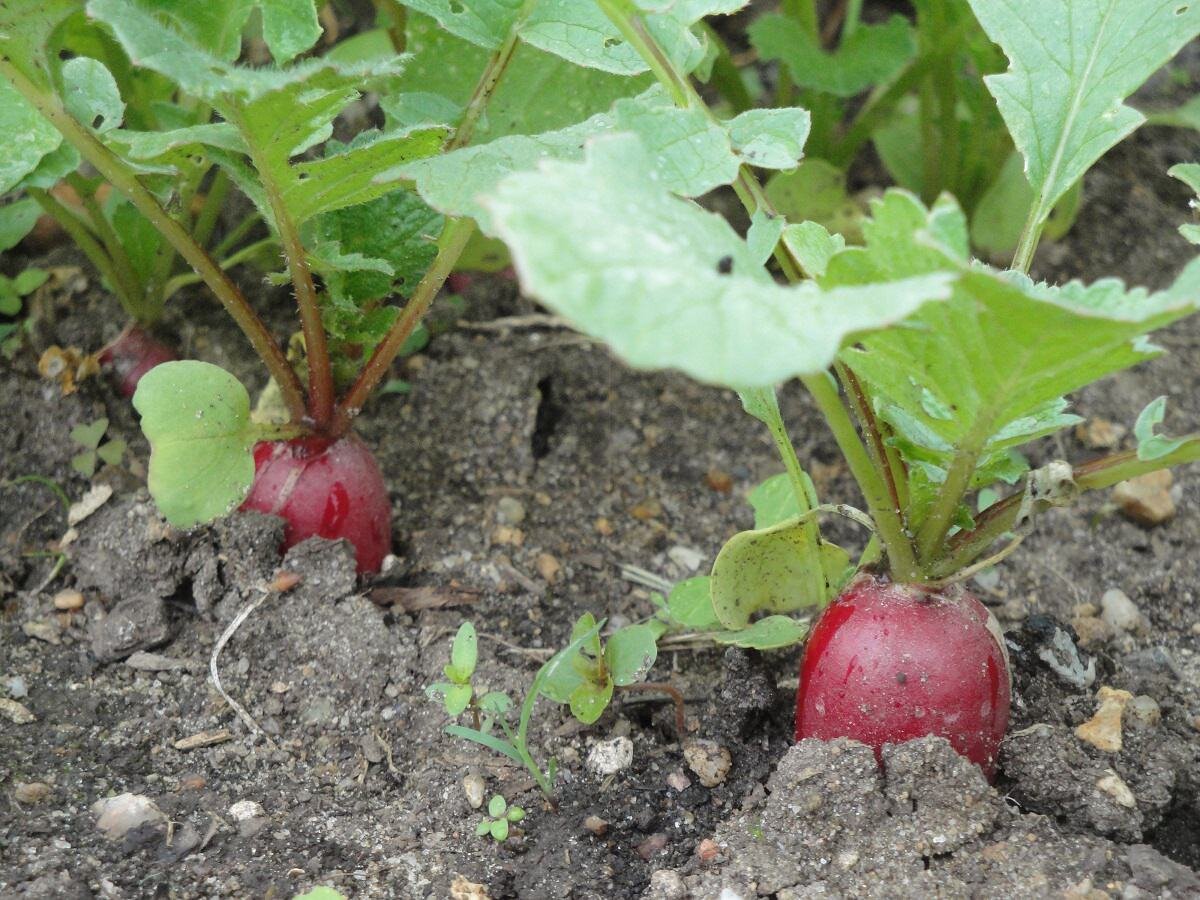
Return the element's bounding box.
[99,325,177,398]
[795,573,1011,780]
[242,434,392,574]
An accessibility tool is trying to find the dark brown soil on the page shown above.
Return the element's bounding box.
[4,48,1200,900]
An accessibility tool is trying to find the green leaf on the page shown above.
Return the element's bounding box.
[747,473,801,530]
[0,199,42,253]
[712,615,809,649]
[490,818,509,841]
[259,0,321,64]
[569,679,614,724]
[70,418,108,451]
[71,450,98,478]
[61,57,125,133]
[782,222,845,280]
[726,107,810,170]
[612,94,738,196]
[710,518,849,629]
[1146,95,1200,130]
[968,0,1200,232]
[507,805,525,822]
[445,724,522,764]
[97,440,126,467]
[832,190,1200,508]
[447,621,478,683]
[749,13,915,97]
[764,159,865,241]
[479,691,513,715]
[971,152,1082,258]
[604,624,658,686]
[442,683,473,716]
[746,211,786,268]
[131,361,258,529]
[488,794,507,818]
[293,888,348,900]
[666,576,720,630]
[1170,162,1200,245]
[482,134,953,389]
[475,820,491,837]
[540,613,604,704]
[1134,396,1187,462]
[12,268,48,296]
[0,77,62,193]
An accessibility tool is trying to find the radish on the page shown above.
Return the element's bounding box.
[794,574,1010,780]
[98,325,177,398]
[241,434,392,574]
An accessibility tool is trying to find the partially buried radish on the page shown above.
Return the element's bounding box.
[241,434,392,574]
[98,325,177,398]
[795,573,1010,780]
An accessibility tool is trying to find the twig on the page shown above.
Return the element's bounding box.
[479,632,555,661]
[209,571,300,748]
[619,681,687,738]
[619,564,673,593]
[455,314,572,332]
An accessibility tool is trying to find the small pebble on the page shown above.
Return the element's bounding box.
[0,698,36,724]
[667,546,705,573]
[1076,418,1126,449]
[630,499,663,521]
[586,736,633,776]
[496,497,526,525]
[14,782,52,804]
[1127,695,1161,729]
[1075,686,1132,752]
[1113,470,1175,526]
[1069,615,1112,648]
[1096,770,1137,808]
[463,772,486,809]
[636,832,668,860]
[5,676,28,699]
[450,875,490,900]
[22,620,61,644]
[705,468,733,493]
[536,552,562,584]
[92,793,164,840]
[696,838,720,862]
[491,525,524,547]
[1100,589,1146,635]
[228,799,265,822]
[52,589,85,611]
[683,740,732,788]
[666,770,691,792]
[648,869,687,899]
[594,517,614,536]
[583,815,609,836]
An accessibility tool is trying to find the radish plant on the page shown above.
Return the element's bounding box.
[419,0,1200,778]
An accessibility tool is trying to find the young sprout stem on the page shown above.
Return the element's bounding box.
[0,60,308,423]
[619,682,686,739]
[65,172,147,318]
[336,2,532,425]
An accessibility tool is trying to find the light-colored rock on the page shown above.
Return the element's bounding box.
[463,773,485,809]
[0,698,35,724]
[1076,418,1126,449]
[5,676,27,699]
[583,815,609,836]
[450,875,490,900]
[22,619,61,644]
[1100,589,1146,635]
[14,782,52,804]
[666,770,691,792]
[92,793,164,840]
[647,869,687,900]
[228,799,265,822]
[1075,686,1133,752]
[1127,695,1161,729]
[1096,770,1137,808]
[667,545,705,573]
[1113,470,1175,526]
[1070,615,1112,648]
[495,496,526,525]
[52,589,85,611]
[586,736,633,776]
[536,552,561,584]
[684,739,733,788]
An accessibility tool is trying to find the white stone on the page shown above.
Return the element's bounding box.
[228,799,265,822]
[667,546,705,572]
[586,736,634,777]
[1100,589,1145,634]
[92,793,164,840]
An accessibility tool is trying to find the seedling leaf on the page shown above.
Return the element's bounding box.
[488,794,507,818]
[490,818,509,841]
[667,577,721,630]
[0,77,62,193]
[569,679,614,724]
[711,615,809,649]
[710,518,850,629]
[968,0,1200,234]
[482,134,953,389]
[604,624,659,686]
[445,724,523,764]
[446,621,478,683]
[132,361,258,529]
[1134,396,1187,462]
[747,473,801,530]
[61,57,124,133]
[0,199,42,253]
[726,107,811,170]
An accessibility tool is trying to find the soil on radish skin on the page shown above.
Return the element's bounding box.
[5,78,1200,900]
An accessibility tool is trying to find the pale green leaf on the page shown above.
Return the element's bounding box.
[711,615,809,649]
[61,57,124,133]
[401,0,523,49]
[746,211,786,267]
[489,818,509,841]
[765,159,865,241]
[259,0,321,63]
[710,518,849,629]
[293,888,347,900]
[749,13,915,97]
[0,199,42,253]
[604,624,658,686]
[569,679,613,724]
[782,222,845,280]
[666,576,720,629]
[442,683,473,716]
[70,418,108,451]
[132,361,258,529]
[14,143,81,191]
[11,267,47,296]
[507,805,525,822]
[1134,396,1187,461]
[969,0,1200,229]
[612,94,738,196]
[1146,94,1200,130]
[971,151,1083,259]
[482,134,953,389]
[1171,162,1200,245]
[105,124,244,163]
[447,621,478,683]
[726,107,810,170]
[0,77,62,193]
[747,473,801,529]
[475,820,491,837]
[488,794,507,817]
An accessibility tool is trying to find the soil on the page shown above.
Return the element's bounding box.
[4,40,1200,900]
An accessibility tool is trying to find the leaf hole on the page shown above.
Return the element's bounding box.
[603,37,620,48]
[1176,5,1189,13]
[716,255,733,275]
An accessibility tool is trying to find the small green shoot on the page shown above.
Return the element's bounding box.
[69,417,126,477]
[475,793,525,843]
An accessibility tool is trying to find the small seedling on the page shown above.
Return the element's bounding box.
[475,794,525,843]
[69,418,125,478]
[0,267,46,349]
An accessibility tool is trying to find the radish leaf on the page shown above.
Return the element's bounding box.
[604,624,658,686]
[968,0,1200,239]
[711,615,809,650]
[481,134,953,388]
[132,361,259,529]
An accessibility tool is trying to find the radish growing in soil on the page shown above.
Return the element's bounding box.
[98,325,177,398]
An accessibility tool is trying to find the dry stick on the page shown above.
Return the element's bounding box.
[0,60,308,423]
[620,682,687,739]
[209,572,301,747]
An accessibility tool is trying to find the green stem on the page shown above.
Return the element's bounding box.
[192,167,231,250]
[918,75,939,204]
[802,371,921,581]
[597,0,692,107]
[914,426,988,564]
[831,57,928,168]
[65,173,148,318]
[27,188,130,316]
[700,23,753,114]
[334,2,531,427]
[211,212,261,259]
[842,0,863,43]
[242,126,335,433]
[162,236,275,300]
[1011,201,1045,274]
[782,0,819,39]
[837,361,908,511]
[0,59,307,424]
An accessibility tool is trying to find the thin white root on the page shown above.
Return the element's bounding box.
[210,584,280,749]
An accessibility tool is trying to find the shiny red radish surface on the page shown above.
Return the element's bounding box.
[99,326,177,398]
[242,434,392,574]
[795,574,1010,779]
